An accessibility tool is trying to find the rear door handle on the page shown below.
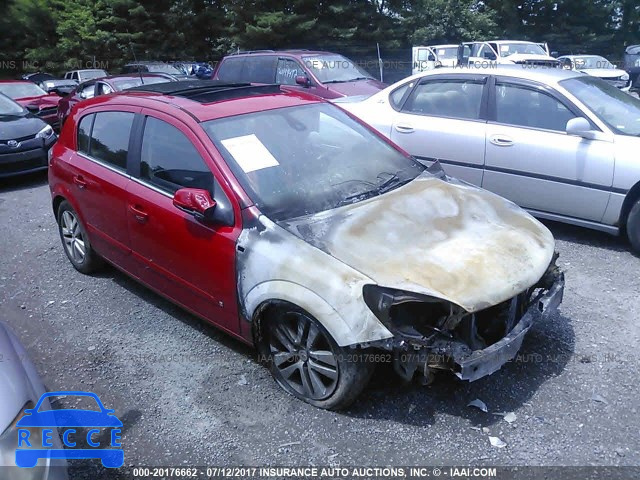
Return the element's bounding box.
[73,175,87,189]
[490,135,514,147]
[394,124,414,134]
[129,204,149,223]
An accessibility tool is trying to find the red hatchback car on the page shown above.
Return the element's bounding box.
[0,80,61,129]
[49,81,563,409]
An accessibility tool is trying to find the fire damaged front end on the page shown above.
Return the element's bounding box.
[362,257,564,382]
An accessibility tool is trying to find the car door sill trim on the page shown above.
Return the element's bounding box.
[526,209,619,235]
[414,156,628,195]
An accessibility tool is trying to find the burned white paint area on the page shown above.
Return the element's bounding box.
[284,174,555,313]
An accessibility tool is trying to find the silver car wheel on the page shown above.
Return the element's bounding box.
[269,311,339,401]
[61,210,86,263]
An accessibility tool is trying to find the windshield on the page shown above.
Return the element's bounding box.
[435,47,458,59]
[570,56,614,70]
[82,70,108,80]
[302,55,373,83]
[0,94,25,115]
[204,103,424,221]
[561,76,640,136]
[113,76,170,91]
[0,82,47,99]
[498,43,547,57]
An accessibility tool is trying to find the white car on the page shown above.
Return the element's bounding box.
[557,55,631,91]
[459,40,559,68]
[336,65,640,253]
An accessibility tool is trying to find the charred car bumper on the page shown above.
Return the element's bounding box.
[452,271,564,381]
[365,260,564,383]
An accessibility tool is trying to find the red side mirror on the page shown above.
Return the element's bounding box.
[173,188,216,216]
[295,75,310,87]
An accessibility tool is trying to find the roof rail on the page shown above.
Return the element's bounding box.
[229,50,276,56]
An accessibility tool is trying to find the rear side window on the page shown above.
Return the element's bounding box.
[242,56,277,83]
[88,112,134,170]
[403,79,484,120]
[140,117,213,193]
[217,57,245,82]
[77,114,94,154]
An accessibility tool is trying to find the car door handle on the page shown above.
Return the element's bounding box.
[128,205,149,223]
[490,135,514,147]
[394,124,415,134]
[73,175,87,189]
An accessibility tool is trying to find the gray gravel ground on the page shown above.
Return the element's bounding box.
[1,172,639,478]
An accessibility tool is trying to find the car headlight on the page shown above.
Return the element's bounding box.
[363,285,462,338]
[36,125,54,139]
[621,73,630,81]
[0,401,44,476]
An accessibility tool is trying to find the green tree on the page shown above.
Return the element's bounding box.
[400,0,497,45]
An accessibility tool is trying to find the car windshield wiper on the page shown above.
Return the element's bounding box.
[323,77,373,84]
[335,173,412,207]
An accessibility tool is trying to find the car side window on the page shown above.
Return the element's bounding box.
[275,58,304,85]
[243,56,277,83]
[478,44,496,60]
[389,81,414,110]
[97,83,113,95]
[77,114,94,154]
[79,83,95,100]
[402,79,484,120]
[217,57,245,82]
[140,117,214,194]
[495,83,576,132]
[88,112,134,170]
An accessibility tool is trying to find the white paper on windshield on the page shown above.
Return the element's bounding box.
[500,45,509,52]
[438,49,446,55]
[221,134,279,173]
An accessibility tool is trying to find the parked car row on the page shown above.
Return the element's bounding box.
[412,41,636,93]
[5,47,639,412]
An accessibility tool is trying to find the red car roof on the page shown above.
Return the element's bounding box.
[86,88,324,123]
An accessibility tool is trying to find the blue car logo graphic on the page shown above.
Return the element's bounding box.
[15,391,123,468]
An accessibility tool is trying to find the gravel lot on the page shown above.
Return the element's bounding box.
[1,172,639,478]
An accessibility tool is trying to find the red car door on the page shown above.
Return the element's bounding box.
[67,107,138,270]
[126,111,242,335]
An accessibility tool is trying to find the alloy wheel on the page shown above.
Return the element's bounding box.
[61,210,86,264]
[268,311,339,401]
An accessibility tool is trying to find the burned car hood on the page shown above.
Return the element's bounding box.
[282,174,555,313]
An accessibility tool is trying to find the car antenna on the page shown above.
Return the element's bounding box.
[128,38,144,85]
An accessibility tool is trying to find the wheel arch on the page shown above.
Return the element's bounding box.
[244,280,392,349]
[52,194,66,219]
[619,181,640,232]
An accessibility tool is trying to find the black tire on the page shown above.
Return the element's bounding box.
[628,200,640,254]
[57,200,103,274]
[263,305,375,410]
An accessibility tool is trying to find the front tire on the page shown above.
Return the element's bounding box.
[627,200,640,254]
[263,305,374,410]
[57,200,103,274]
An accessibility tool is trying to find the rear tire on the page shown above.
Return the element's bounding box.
[57,201,103,274]
[263,305,375,410]
[627,200,640,254]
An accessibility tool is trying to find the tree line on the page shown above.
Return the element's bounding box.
[0,0,638,77]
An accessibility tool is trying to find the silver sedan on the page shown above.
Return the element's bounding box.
[0,320,68,479]
[338,66,640,253]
